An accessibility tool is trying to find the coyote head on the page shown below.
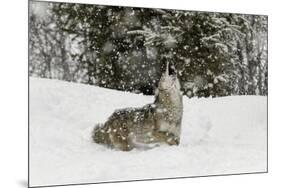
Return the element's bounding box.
[158,62,180,92]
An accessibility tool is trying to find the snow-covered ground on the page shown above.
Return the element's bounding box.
[29,78,267,187]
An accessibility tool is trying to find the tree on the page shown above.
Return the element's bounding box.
[29,1,268,97]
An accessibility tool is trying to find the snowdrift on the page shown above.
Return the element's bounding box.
[29,78,267,186]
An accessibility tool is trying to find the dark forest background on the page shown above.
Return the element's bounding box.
[29,1,268,97]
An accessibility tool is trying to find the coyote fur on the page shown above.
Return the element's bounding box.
[92,63,183,151]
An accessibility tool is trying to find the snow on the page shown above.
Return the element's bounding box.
[29,77,267,187]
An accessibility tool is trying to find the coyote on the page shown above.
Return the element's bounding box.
[92,63,183,151]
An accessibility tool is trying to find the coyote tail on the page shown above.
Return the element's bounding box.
[92,123,110,144]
